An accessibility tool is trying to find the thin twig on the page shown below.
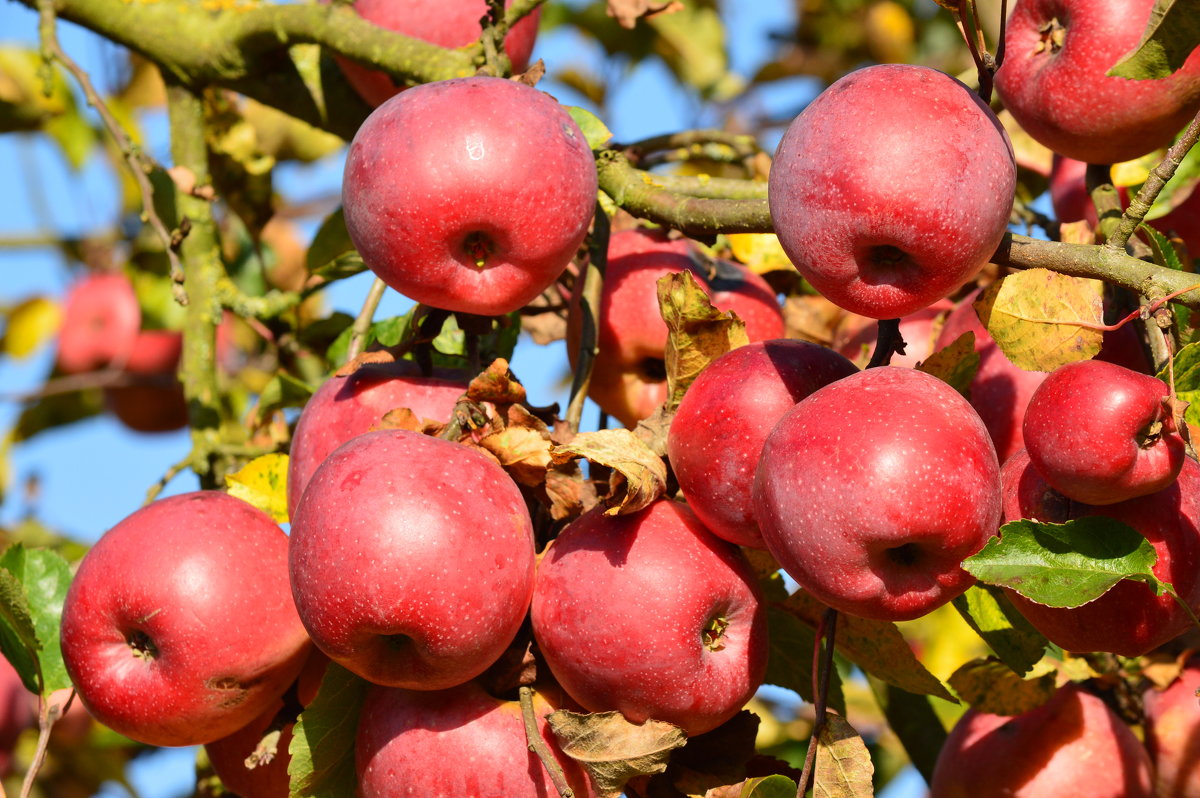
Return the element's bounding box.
[346,277,388,362]
[20,689,73,798]
[36,0,188,306]
[1108,109,1200,252]
[145,454,194,505]
[796,608,839,797]
[566,204,608,432]
[519,686,574,798]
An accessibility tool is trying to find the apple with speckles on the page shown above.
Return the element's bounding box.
[753,367,1002,621]
[59,491,312,747]
[833,298,954,368]
[530,499,768,735]
[666,339,858,548]
[768,63,1015,319]
[342,76,597,316]
[289,429,536,689]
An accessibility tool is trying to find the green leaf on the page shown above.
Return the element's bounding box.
[305,208,355,274]
[288,663,368,798]
[975,269,1104,371]
[13,390,105,444]
[952,585,1049,676]
[739,775,798,798]
[1140,223,1187,270]
[257,373,316,418]
[947,657,1056,716]
[566,106,613,150]
[1144,144,1200,221]
[310,251,366,283]
[763,602,819,705]
[1162,341,1200,427]
[917,331,979,397]
[646,5,740,99]
[0,545,73,694]
[1107,0,1200,80]
[0,566,43,693]
[813,712,874,798]
[865,676,946,784]
[963,518,1165,608]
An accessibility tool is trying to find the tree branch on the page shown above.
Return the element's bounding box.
[1109,109,1200,251]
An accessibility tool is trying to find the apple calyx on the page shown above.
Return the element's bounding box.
[1137,419,1165,449]
[127,629,158,662]
[463,231,496,269]
[1034,18,1066,55]
[702,615,729,652]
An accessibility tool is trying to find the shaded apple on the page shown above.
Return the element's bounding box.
[1143,654,1200,798]
[753,367,1002,621]
[666,339,858,547]
[530,499,768,736]
[343,76,597,316]
[769,64,1015,319]
[56,271,141,374]
[104,329,188,434]
[60,491,312,747]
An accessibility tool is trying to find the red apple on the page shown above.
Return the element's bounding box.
[930,682,1154,797]
[0,657,34,778]
[56,271,141,374]
[666,339,858,548]
[1001,449,1200,656]
[356,680,594,797]
[567,228,785,428]
[59,491,312,747]
[1023,359,1185,504]
[753,367,1002,621]
[996,0,1200,165]
[289,429,535,690]
[833,298,954,368]
[768,64,1016,319]
[287,360,467,518]
[530,499,768,736]
[1143,654,1200,798]
[342,76,597,316]
[337,0,541,107]
[104,329,189,434]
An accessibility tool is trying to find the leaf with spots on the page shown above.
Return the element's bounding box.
[550,429,667,515]
[657,270,748,413]
[948,657,1056,716]
[813,712,874,798]
[466,358,526,405]
[288,663,368,798]
[917,331,978,397]
[974,270,1104,372]
[547,710,686,798]
[1161,341,1200,428]
[226,453,291,525]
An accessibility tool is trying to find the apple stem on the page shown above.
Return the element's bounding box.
[518,686,574,798]
[866,319,905,368]
[796,607,839,797]
[346,277,388,363]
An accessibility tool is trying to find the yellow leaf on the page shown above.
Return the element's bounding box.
[975,269,1105,372]
[1111,150,1163,188]
[3,297,61,359]
[727,233,796,275]
[948,657,1056,716]
[225,453,290,524]
[550,429,667,516]
[814,712,875,798]
[917,331,979,397]
[547,709,686,798]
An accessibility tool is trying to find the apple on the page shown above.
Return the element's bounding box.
[104,328,189,433]
[929,682,1154,797]
[356,680,594,797]
[59,491,312,747]
[1001,449,1200,656]
[995,0,1200,165]
[0,657,34,778]
[289,429,536,690]
[1023,359,1185,504]
[56,270,141,374]
[768,63,1016,319]
[567,228,785,427]
[666,339,858,548]
[753,367,1002,621]
[1143,654,1200,798]
[530,499,768,736]
[342,76,597,316]
[287,360,467,518]
[336,0,541,108]
[832,298,954,368]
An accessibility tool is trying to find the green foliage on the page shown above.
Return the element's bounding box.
[1161,341,1200,427]
[288,664,368,798]
[1107,0,1200,80]
[0,545,73,694]
[951,585,1049,676]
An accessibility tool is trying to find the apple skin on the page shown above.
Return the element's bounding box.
[1143,654,1200,798]
[337,0,541,107]
[833,298,954,368]
[343,76,597,316]
[356,680,595,798]
[567,228,785,428]
[995,0,1200,165]
[753,367,1002,621]
[1001,449,1200,656]
[1023,359,1185,504]
[56,271,141,374]
[289,429,536,690]
[666,339,858,548]
[768,64,1015,320]
[286,360,466,518]
[530,499,767,736]
[59,491,312,748]
[929,682,1154,798]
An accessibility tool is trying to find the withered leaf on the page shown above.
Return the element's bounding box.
[657,270,749,412]
[478,403,553,487]
[975,270,1105,371]
[606,0,685,29]
[466,358,526,404]
[917,331,979,398]
[550,428,667,515]
[547,710,687,798]
[948,657,1057,717]
[813,712,874,798]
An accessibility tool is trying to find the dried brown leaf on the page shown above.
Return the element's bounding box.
[514,58,546,87]
[466,358,527,404]
[547,710,687,798]
[606,0,685,28]
[813,712,874,798]
[550,428,668,515]
[657,270,748,412]
[333,348,396,378]
[544,460,591,521]
[782,295,842,346]
[478,404,553,486]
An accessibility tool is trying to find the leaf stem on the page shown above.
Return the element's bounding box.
[797,607,838,797]
[519,686,574,798]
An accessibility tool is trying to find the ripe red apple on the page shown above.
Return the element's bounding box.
[1001,449,1200,656]
[0,657,34,778]
[1023,359,1185,504]
[104,329,189,433]
[833,298,955,368]
[336,0,541,107]
[753,367,1002,621]
[356,680,594,797]
[59,491,312,747]
[1143,654,1200,798]
[929,682,1154,797]
[666,339,858,548]
[56,271,141,374]
[289,429,535,690]
[530,499,768,736]
[567,228,785,427]
[287,360,467,518]
[342,76,597,316]
[768,64,1016,319]
[996,0,1200,165]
